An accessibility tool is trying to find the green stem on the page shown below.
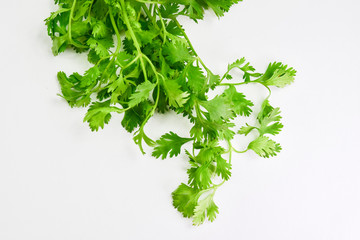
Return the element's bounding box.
[86,0,95,22]
[219,81,248,87]
[154,4,167,43]
[117,55,140,70]
[227,140,233,164]
[67,0,88,49]
[261,83,272,100]
[120,0,148,82]
[220,68,231,82]
[142,4,156,26]
[232,148,248,154]
[68,0,77,42]
[109,9,122,55]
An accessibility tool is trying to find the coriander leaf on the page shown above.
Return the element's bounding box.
[121,102,151,133]
[187,65,207,95]
[128,81,156,108]
[163,40,193,64]
[208,71,221,90]
[80,66,101,88]
[87,37,113,58]
[57,71,91,107]
[200,95,233,122]
[256,62,296,88]
[238,123,256,136]
[228,57,246,70]
[172,183,200,218]
[92,20,109,38]
[162,80,190,108]
[223,85,254,116]
[226,57,261,82]
[52,35,69,56]
[166,20,183,37]
[193,143,224,164]
[215,156,232,180]
[248,136,282,158]
[70,21,90,38]
[133,128,155,155]
[83,101,123,131]
[108,75,128,104]
[73,0,92,20]
[159,3,180,19]
[88,49,100,64]
[257,100,283,136]
[188,161,213,189]
[152,132,192,159]
[193,194,219,225]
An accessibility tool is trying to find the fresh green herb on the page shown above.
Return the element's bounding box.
[46,0,296,225]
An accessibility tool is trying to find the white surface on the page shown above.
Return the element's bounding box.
[1,0,360,239]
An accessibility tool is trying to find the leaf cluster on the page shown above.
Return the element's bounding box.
[46,0,296,225]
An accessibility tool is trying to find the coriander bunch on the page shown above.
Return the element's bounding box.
[46,0,296,225]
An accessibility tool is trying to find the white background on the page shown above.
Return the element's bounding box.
[1,0,360,239]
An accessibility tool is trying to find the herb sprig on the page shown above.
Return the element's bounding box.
[46,0,296,225]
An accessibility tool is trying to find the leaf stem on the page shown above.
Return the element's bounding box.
[68,0,77,42]
[154,4,167,44]
[109,8,122,55]
[120,0,148,82]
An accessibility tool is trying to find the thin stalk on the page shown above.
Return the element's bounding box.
[68,0,88,49]
[68,0,77,41]
[109,9,122,55]
[120,0,148,82]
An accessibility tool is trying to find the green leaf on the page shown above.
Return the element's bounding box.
[135,29,159,46]
[223,85,253,117]
[172,183,199,218]
[238,123,256,136]
[162,79,190,108]
[248,136,282,158]
[52,35,68,56]
[83,101,123,131]
[80,66,101,88]
[257,100,283,136]
[188,161,213,189]
[73,0,92,20]
[193,194,219,225]
[166,20,183,36]
[200,95,233,122]
[121,102,151,133]
[187,65,206,94]
[208,71,220,90]
[152,132,192,159]
[257,62,296,88]
[92,0,109,19]
[215,156,232,180]
[71,21,90,38]
[163,40,193,64]
[92,20,109,38]
[57,71,91,107]
[226,57,261,82]
[128,81,156,108]
[228,57,246,71]
[159,3,180,18]
[87,37,113,58]
[108,74,129,104]
[133,128,155,154]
